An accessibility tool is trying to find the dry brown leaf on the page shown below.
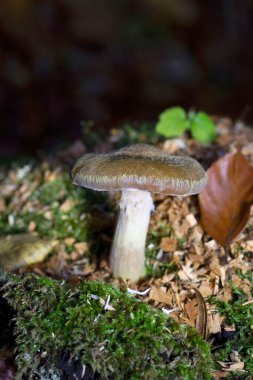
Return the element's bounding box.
[198,281,213,297]
[177,269,190,281]
[228,362,245,371]
[192,288,207,340]
[149,286,171,304]
[0,234,57,270]
[218,361,245,372]
[185,299,197,323]
[199,151,253,250]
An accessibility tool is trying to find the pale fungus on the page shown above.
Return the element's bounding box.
[71,144,207,282]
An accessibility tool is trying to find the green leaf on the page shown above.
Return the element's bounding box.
[155,107,188,138]
[190,112,216,143]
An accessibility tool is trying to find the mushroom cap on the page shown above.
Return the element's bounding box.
[71,144,207,195]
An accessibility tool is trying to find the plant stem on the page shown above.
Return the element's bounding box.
[110,189,154,282]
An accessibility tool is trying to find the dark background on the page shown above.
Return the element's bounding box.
[0,0,253,156]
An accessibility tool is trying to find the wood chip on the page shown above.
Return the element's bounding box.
[28,221,36,232]
[181,263,197,280]
[242,240,253,252]
[205,240,219,250]
[207,313,224,334]
[74,242,89,255]
[191,226,204,243]
[230,351,241,363]
[44,211,53,220]
[218,361,245,372]
[160,237,177,252]
[192,242,204,255]
[60,200,73,212]
[186,213,198,227]
[163,138,186,154]
[64,238,75,246]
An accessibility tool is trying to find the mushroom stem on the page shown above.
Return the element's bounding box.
[110,189,154,282]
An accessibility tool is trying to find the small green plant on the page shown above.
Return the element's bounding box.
[155,107,216,143]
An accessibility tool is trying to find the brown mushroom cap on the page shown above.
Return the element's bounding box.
[71,144,207,195]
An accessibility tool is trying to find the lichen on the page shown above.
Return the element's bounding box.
[0,272,212,380]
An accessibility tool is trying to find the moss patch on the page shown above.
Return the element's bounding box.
[209,272,253,378]
[0,272,212,380]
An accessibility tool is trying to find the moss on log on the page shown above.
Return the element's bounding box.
[0,272,212,379]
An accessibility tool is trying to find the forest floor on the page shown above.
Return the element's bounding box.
[0,117,253,379]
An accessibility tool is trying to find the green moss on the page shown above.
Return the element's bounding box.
[145,224,178,278]
[0,165,92,244]
[0,272,212,379]
[209,279,253,378]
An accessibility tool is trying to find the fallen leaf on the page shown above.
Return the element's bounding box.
[149,286,171,304]
[198,281,213,297]
[185,298,197,324]
[192,288,207,340]
[228,362,245,371]
[199,151,253,250]
[218,361,245,372]
[0,234,57,270]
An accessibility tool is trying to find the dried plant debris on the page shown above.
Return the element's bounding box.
[0,272,212,380]
[192,288,207,340]
[0,234,57,270]
[199,151,253,251]
[0,118,253,378]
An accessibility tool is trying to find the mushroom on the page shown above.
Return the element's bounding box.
[71,144,207,282]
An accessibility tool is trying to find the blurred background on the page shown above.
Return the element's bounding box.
[0,0,253,156]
